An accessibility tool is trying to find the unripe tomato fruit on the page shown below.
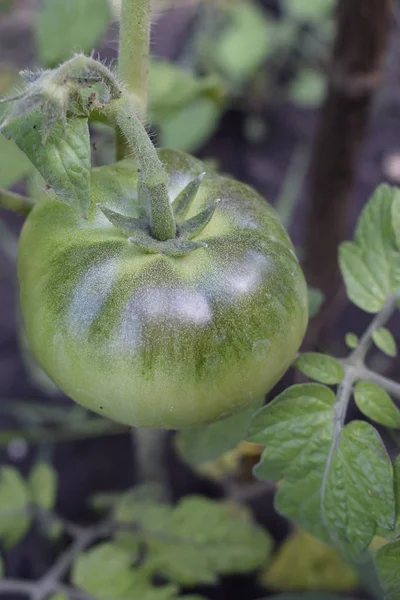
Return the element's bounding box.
[18,150,308,429]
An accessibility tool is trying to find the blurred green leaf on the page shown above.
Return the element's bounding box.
[72,543,176,599]
[35,0,111,67]
[248,384,396,555]
[158,98,221,153]
[261,528,358,593]
[281,0,335,23]
[345,333,358,349]
[29,462,58,511]
[372,327,398,357]
[176,401,263,467]
[375,540,400,600]
[392,191,400,251]
[339,185,400,313]
[143,496,272,586]
[307,287,324,318]
[295,353,345,385]
[0,70,33,188]
[2,113,91,217]
[289,69,326,108]
[149,60,224,121]
[265,595,355,600]
[201,0,274,85]
[0,467,31,548]
[354,382,400,428]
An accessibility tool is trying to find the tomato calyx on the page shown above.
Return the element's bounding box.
[99,172,219,256]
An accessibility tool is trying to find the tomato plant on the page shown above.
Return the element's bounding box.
[0,1,400,599]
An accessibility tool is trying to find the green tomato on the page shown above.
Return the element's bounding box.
[18,149,308,429]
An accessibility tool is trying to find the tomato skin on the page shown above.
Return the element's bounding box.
[18,150,308,429]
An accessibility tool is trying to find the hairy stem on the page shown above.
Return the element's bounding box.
[357,367,400,401]
[118,0,152,159]
[0,189,35,216]
[119,0,151,120]
[104,96,176,240]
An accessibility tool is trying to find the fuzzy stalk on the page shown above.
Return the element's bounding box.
[104,95,176,241]
[117,0,152,159]
[0,189,35,216]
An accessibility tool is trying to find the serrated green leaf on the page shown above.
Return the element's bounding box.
[324,421,395,556]
[375,540,400,600]
[2,113,90,217]
[144,497,272,586]
[354,382,400,428]
[295,353,345,385]
[289,69,326,108]
[372,327,398,357]
[307,287,324,318]
[29,462,58,511]
[345,333,358,349]
[339,186,400,313]
[248,385,396,555]
[0,467,31,548]
[339,242,389,313]
[35,0,111,67]
[176,402,262,467]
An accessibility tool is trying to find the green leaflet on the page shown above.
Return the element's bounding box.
[0,467,31,548]
[112,491,272,587]
[176,402,263,467]
[35,0,111,67]
[307,287,324,318]
[354,382,400,429]
[339,185,400,313]
[248,384,396,556]
[72,542,178,600]
[372,327,398,357]
[345,333,358,349]
[29,462,58,511]
[289,69,326,109]
[375,541,400,600]
[2,112,91,217]
[295,353,345,385]
[200,0,275,86]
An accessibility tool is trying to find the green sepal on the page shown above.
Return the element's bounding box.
[172,172,206,220]
[178,200,219,240]
[98,205,148,234]
[128,230,207,257]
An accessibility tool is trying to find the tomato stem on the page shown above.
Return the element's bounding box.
[105,96,176,241]
[0,189,35,216]
[117,0,151,159]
